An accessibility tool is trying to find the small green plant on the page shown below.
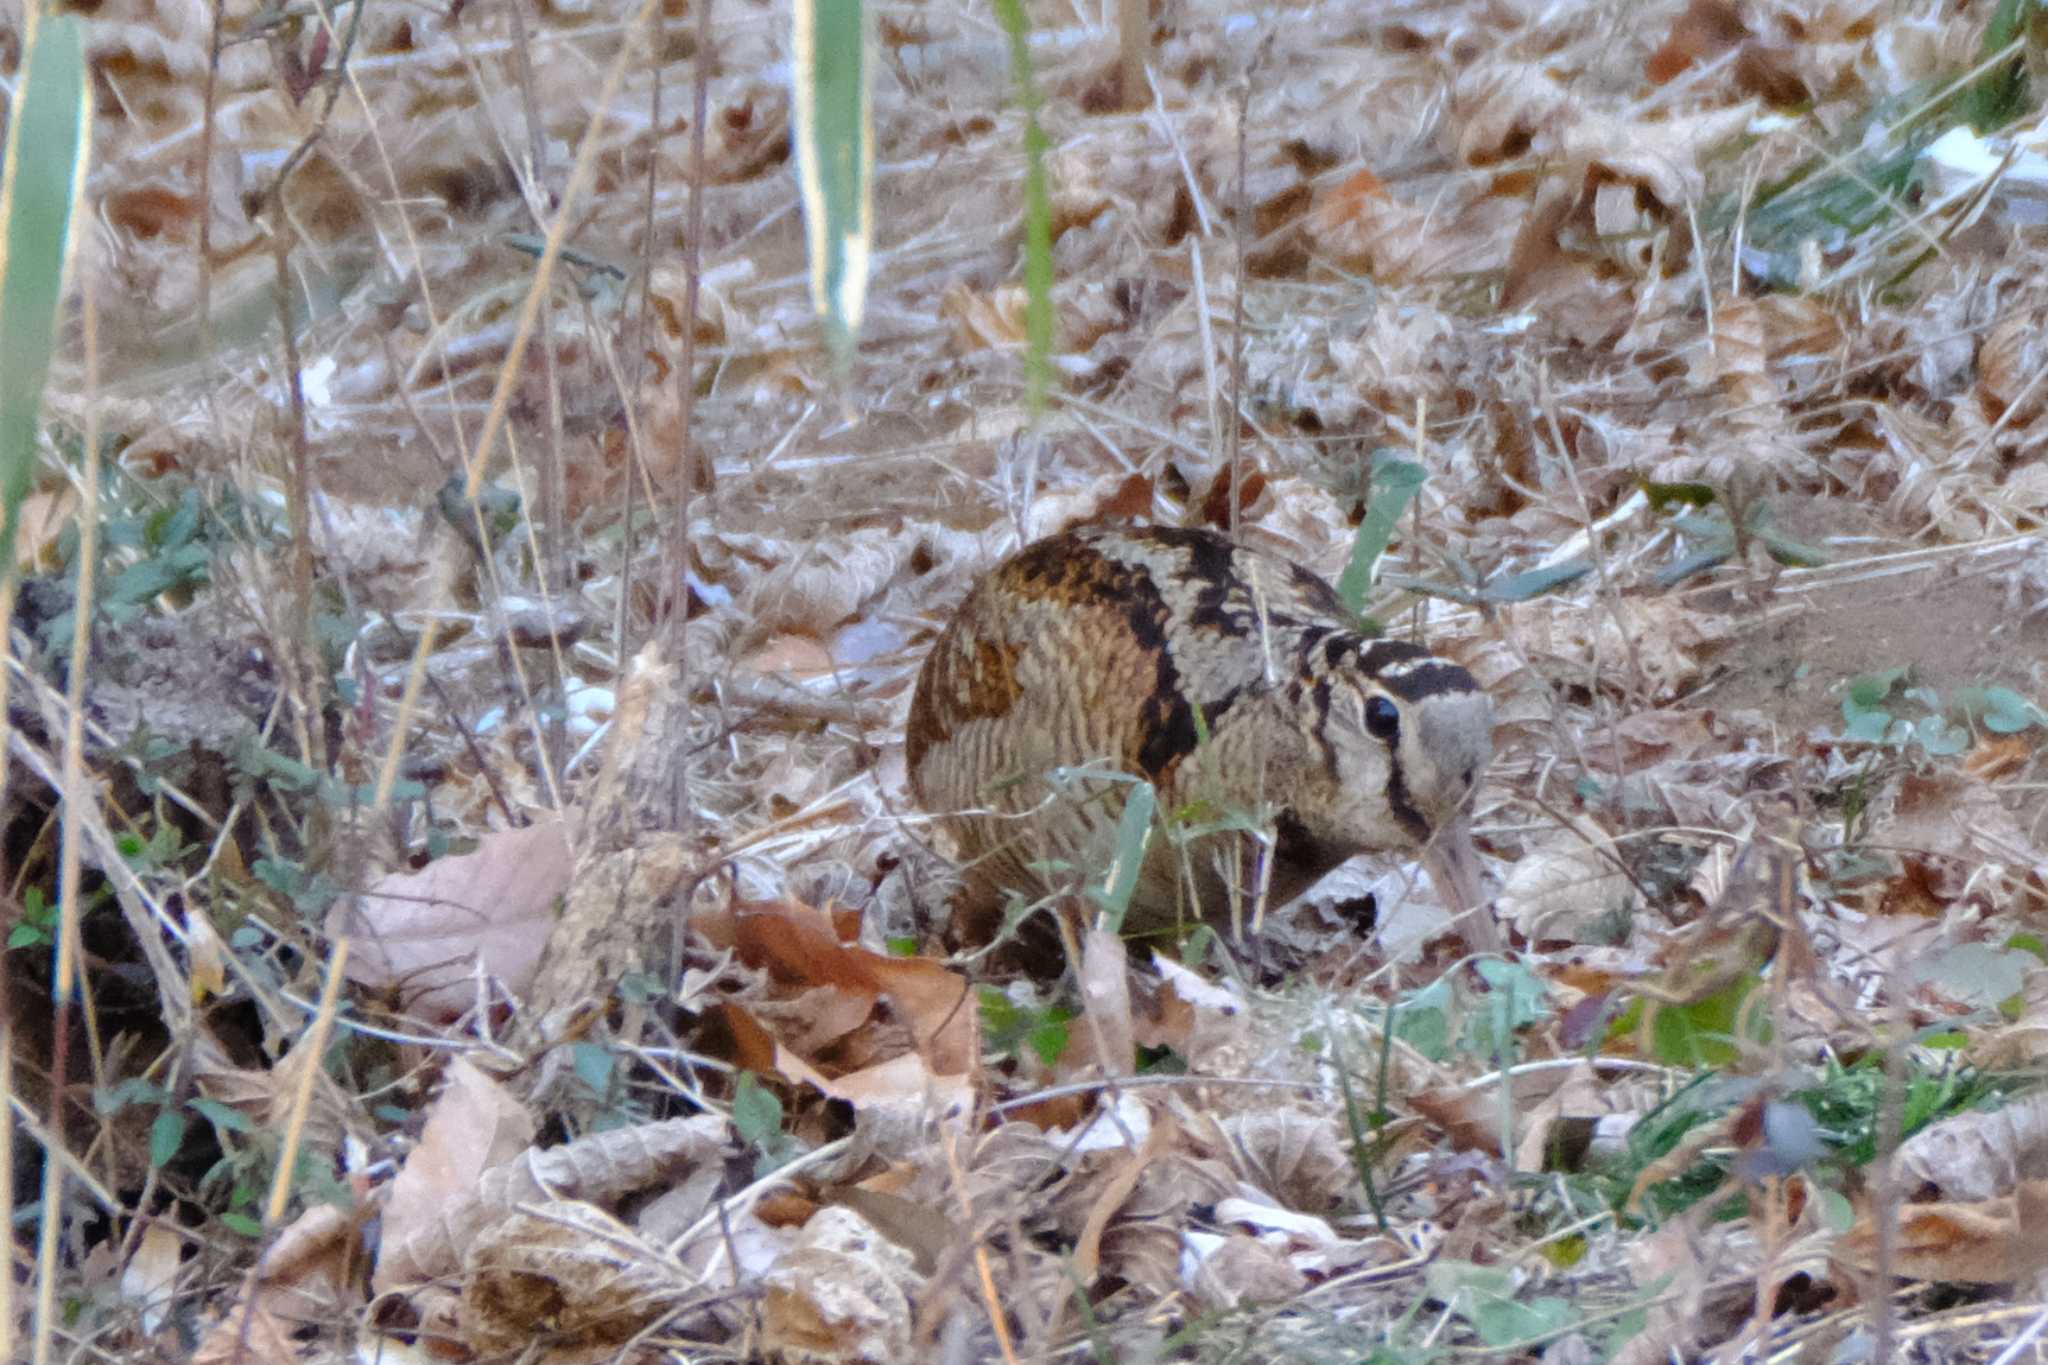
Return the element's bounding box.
[1030,761,1156,934]
[250,853,343,920]
[979,987,1072,1066]
[7,888,60,950]
[732,1072,802,1178]
[1609,966,1771,1070]
[1838,669,2045,754]
[792,0,875,373]
[1423,1261,1578,1352]
[1952,684,2048,733]
[116,822,196,871]
[991,0,1054,415]
[95,1078,349,1237]
[1713,2,2044,296]
[1592,1058,2012,1227]
[1962,0,2037,134]
[1385,956,1552,1064]
[38,481,270,659]
[568,1042,649,1130]
[1654,499,1829,588]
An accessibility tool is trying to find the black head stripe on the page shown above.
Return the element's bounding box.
[1378,660,1478,704]
[1383,745,1429,841]
[1309,677,1339,779]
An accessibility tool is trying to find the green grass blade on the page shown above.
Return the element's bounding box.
[992,0,1054,416]
[1336,455,1426,615]
[792,0,875,372]
[1964,0,2032,133]
[0,12,92,582]
[1090,777,1155,934]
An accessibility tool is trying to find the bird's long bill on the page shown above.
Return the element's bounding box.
[1422,813,1502,954]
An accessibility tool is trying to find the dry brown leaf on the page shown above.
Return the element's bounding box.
[1499,182,1589,313]
[375,1057,537,1293]
[1890,1089,2048,1201]
[738,526,921,638]
[1073,1108,1177,1284]
[1210,1111,1349,1214]
[385,1114,729,1292]
[1497,816,1632,946]
[1020,469,1169,542]
[1508,596,1734,702]
[1983,983,2048,1069]
[1883,768,2046,905]
[120,1220,184,1336]
[1699,295,1779,411]
[816,1050,977,1116]
[1194,461,1269,531]
[753,983,885,1057]
[1187,1230,1309,1310]
[333,817,573,1018]
[1646,0,1751,84]
[941,281,1030,353]
[191,1204,363,1364]
[1409,1085,1505,1158]
[1614,1218,1739,1365]
[1301,168,1514,283]
[463,1200,694,1356]
[1838,1181,2048,1284]
[732,901,978,1079]
[1610,708,1722,766]
[1976,306,2048,428]
[1138,953,1244,1053]
[760,1206,922,1364]
[739,631,837,679]
[1498,182,1639,345]
[1563,104,1756,212]
[12,488,79,570]
[1452,62,1577,167]
[1510,1061,1613,1174]
[188,1296,304,1365]
[191,1028,351,1158]
[182,908,228,1002]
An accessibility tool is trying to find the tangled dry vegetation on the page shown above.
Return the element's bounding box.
[7,0,2048,1359]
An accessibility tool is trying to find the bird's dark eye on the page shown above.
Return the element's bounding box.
[1364,695,1400,741]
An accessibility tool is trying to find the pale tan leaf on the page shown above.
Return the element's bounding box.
[1211,1111,1349,1215]
[120,1221,183,1336]
[1185,1230,1309,1310]
[374,1057,538,1293]
[1497,817,1632,945]
[382,1113,728,1292]
[332,816,573,1017]
[1077,926,1134,1080]
[1891,1089,2048,1200]
[191,1205,361,1363]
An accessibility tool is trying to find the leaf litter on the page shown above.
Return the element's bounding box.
[9,0,2048,1359]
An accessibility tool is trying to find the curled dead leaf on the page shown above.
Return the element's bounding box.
[463,1201,694,1355]
[761,1206,922,1364]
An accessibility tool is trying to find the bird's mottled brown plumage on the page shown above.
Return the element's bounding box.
[907,524,1499,953]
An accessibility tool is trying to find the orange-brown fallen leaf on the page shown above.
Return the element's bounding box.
[1838,1180,2048,1285]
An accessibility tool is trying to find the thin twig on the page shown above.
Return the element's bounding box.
[667,0,715,829]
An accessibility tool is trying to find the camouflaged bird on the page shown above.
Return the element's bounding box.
[906,523,1499,954]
